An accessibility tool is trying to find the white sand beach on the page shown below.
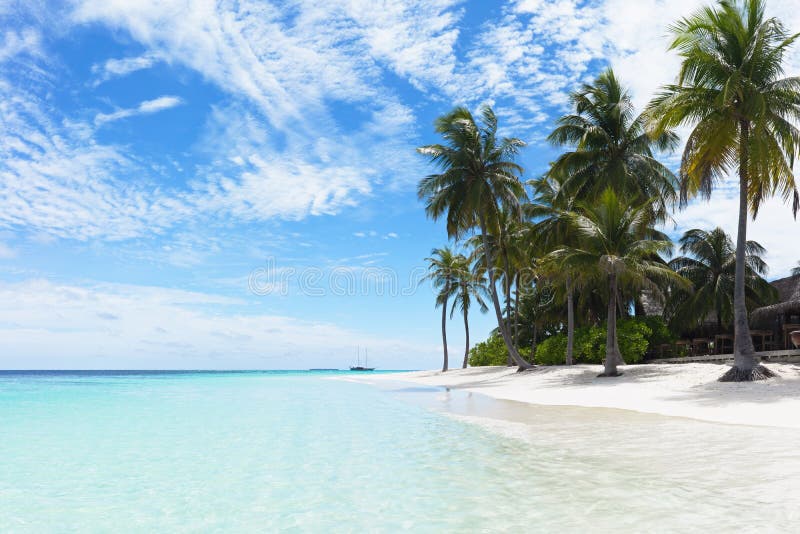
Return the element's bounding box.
[365,363,800,429]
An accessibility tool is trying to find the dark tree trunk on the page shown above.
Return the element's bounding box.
[462,309,470,369]
[441,289,449,373]
[566,275,575,366]
[513,272,520,353]
[720,120,774,381]
[600,273,624,377]
[530,322,537,364]
[503,251,513,366]
[479,214,532,371]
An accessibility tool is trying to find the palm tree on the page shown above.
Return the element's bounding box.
[551,189,684,377]
[417,106,532,370]
[548,68,680,222]
[647,0,800,381]
[450,255,488,368]
[466,212,530,364]
[668,228,777,330]
[424,247,462,372]
[528,173,581,365]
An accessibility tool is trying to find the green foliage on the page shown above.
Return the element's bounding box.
[468,334,509,366]
[468,334,531,367]
[637,316,674,347]
[533,335,568,365]
[534,317,662,365]
[615,319,651,364]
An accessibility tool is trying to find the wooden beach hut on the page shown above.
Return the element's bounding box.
[751,274,800,349]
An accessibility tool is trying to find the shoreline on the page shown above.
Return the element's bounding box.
[357,362,800,429]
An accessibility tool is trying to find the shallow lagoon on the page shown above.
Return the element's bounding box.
[1,371,798,532]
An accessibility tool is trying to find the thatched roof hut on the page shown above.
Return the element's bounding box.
[751,274,800,321]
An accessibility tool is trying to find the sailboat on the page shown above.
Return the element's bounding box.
[349,346,375,371]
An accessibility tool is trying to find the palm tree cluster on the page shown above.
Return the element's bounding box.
[418,0,798,381]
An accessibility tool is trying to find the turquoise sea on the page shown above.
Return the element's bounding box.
[2,370,799,532]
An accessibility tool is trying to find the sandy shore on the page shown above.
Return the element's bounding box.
[363,363,800,428]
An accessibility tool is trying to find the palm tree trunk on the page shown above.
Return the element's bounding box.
[462,310,470,369]
[503,252,513,366]
[601,273,623,377]
[566,274,574,366]
[441,291,449,373]
[720,120,773,381]
[513,272,520,352]
[478,214,532,371]
[530,322,537,363]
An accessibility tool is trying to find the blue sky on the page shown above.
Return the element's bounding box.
[1,0,799,369]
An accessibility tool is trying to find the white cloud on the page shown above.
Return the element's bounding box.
[0,72,193,240]
[71,0,459,131]
[91,53,160,85]
[0,27,42,63]
[0,279,436,369]
[95,95,184,126]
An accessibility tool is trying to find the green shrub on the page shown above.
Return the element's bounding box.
[637,316,675,347]
[468,334,532,366]
[616,319,651,364]
[533,335,568,365]
[533,317,655,365]
[575,325,606,363]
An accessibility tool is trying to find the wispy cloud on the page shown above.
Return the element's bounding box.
[91,53,160,86]
[95,95,184,126]
[0,27,42,63]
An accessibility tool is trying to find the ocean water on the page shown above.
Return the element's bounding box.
[1,370,799,532]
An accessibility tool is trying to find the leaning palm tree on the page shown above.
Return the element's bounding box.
[417,105,532,370]
[668,228,777,331]
[424,247,462,372]
[549,68,680,222]
[450,256,489,368]
[647,0,800,381]
[551,189,685,377]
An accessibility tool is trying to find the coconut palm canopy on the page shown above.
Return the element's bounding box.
[549,69,680,222]
[667,227,777,330]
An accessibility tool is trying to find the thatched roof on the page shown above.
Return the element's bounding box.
[751,274,800,321]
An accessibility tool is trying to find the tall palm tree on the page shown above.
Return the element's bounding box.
[549,68,680,222]
[528,173,581,365]
[551,189,684,377]
[424,247,462,372]
[668,228,777,330]
[450,255,488,368]
[647,0,800,381]
[417,105,533,370]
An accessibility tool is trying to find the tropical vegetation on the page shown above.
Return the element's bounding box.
[646,0,800,380]
[418,0,799,381]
